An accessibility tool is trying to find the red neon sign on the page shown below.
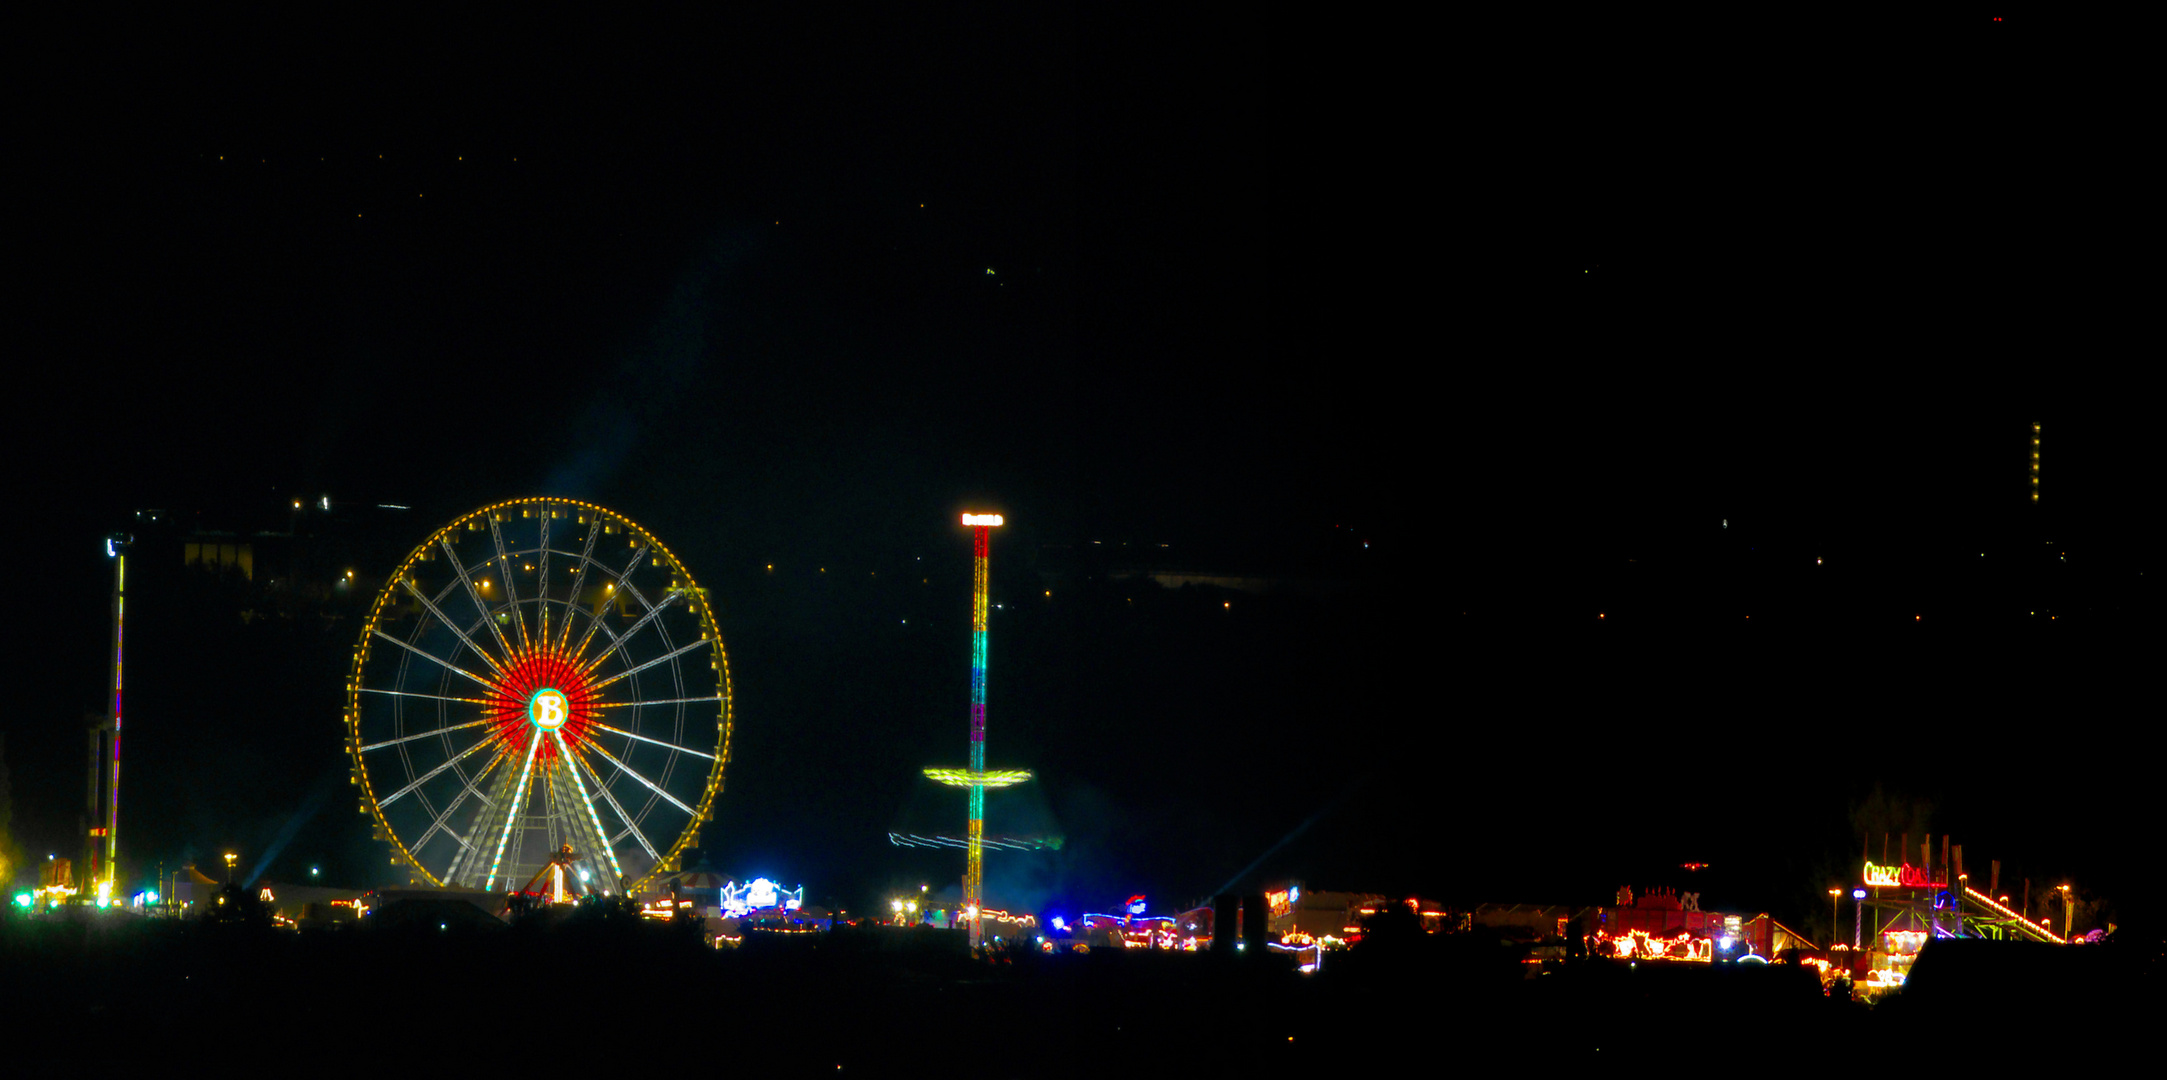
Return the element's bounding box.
[1862,861,1945,888]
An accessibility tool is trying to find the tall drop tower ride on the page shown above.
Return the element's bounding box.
[924,513,1032,951]
[86,533,130,904]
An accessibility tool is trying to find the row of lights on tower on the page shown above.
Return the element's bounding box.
[2030,422,2040,503]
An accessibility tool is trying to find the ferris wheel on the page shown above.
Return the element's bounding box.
[345,498,730,895]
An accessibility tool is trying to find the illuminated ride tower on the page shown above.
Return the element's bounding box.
[925,513,1032,951]
[85,533,131,905]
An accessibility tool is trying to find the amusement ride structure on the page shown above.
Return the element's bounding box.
[1840,837,2068,990]
[80,532,131,908]
[345,498,730,896]
[924,513,1032,951]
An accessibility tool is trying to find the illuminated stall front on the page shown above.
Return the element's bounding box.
[1073,896,1180,951]
[645,875,831,945]
[1264,885,1452,949]
[1591,886,1774,962]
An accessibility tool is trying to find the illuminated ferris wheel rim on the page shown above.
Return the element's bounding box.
[344,497,731,894]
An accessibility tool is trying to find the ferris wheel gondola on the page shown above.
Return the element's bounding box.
[345,498,730,895]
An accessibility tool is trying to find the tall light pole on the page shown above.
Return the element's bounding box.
[1829,888,1842,952]
[925,513,1033,952]
[2058,884,2072,941]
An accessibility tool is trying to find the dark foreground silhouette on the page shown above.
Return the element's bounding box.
[2,902,2152,1073]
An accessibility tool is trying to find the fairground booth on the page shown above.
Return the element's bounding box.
[1591,886,1780,963]
[1262,885,1452,946]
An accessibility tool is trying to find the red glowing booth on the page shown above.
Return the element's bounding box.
[1591,886,1773,962]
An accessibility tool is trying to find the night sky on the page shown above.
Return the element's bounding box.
[10,13,2152,932]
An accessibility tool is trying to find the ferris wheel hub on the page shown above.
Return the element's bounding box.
[528,688,570,730]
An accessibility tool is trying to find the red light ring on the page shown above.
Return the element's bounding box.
[486,650,597,759]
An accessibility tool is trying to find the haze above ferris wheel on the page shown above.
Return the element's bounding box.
[10,12,2151,912]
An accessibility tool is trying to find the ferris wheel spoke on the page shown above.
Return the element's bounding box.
[486,515,535,657]
[358,718,493,753]
[535,510,552,650]
[569,744,660,861]
[484,737,543,892]
[568,542,649,662]
[371,630,496,691]
[460,743,511,805]
[555,518,608,655]
[410,755,500,857]
[587,636,712,693]
[400,577,507,677]
[591,694,724,709]
[440,536,518,662]
[358,687,493,707]
[380,734,500,808]
[571,591,684,676]
[578,738,696,817]
[589,721,717,760]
